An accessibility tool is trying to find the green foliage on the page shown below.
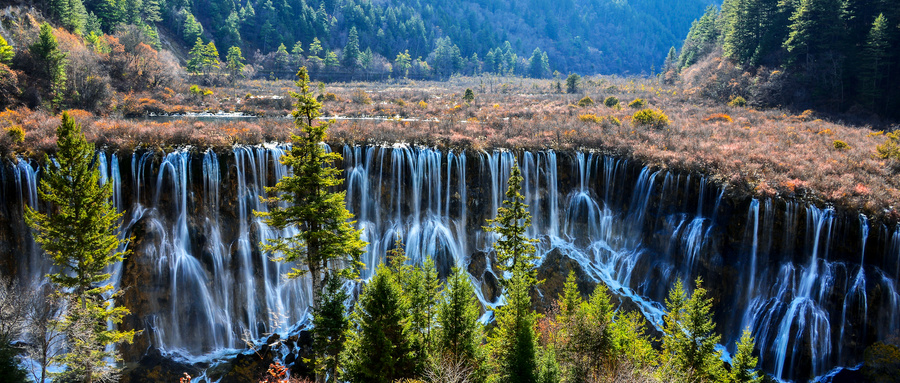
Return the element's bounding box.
[577,96,594,107]
[660,278,725,383]
[609,310,656,366]
[557,272,581,321]
[833,140,850,150]
[0,36,13,65]
[604,96,620,108]
[678,6,720,69]
[342,264,414,383]
[859,14,890,109]
[628,98,648,108]
[394,245,441,376]
[565,73,580,94]
[876,131,900,161]
[182,12,203,44]
[309,37,323,57]
[313,274,350,382]
[225,46,246,78]
[536,346,560,383]
[274,43,291,70]
[528,48,549,78]
[395,50,412,78]
[436,267,483,377]
[0,343,27,383]
[730,328,762,383]
[325,51,340,67]
[728,96,748,107]
[30,23,67,111]
[483,164,540,287]
[24,113,134,383]
[257,66,366,323]
[464,88,475,103]
[633,109,670,128]
[489,270,539,383]
[342,26,361,69]
[783,0,843,64]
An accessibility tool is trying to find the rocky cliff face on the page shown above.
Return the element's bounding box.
[1,145,897,382]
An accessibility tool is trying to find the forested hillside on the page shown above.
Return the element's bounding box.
[33,0,713,77]
[670,0,900,118]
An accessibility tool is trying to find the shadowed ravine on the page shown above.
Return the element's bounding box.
[0,144,897,382]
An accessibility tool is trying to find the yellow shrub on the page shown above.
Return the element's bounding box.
[632,109,669,128]
[578,113,603,123]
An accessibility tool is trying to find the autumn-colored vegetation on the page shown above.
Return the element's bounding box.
[0,74,897,222]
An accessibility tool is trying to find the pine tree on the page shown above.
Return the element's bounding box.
[0,35,13,65]
[325,50,339,67]
[486,163,541,383]
[259,67,366,382]
[309,37,323,57]
[395,50,412,78]
[182,12,203,44]
[259,65,365,308]
[275,43,291,70]
[783,0,843,65]
[143,0,161,23]
[30,23,67,111]
[204,41,220,72]
[226,46,246,78]
[724,0,763,65]
[557,271,581,321]
[483,164,539,286]
[94,0,123,32]
[661,278,725,383]
[342,26,361,69]
[859,13,890,110]
[664,46,678,71]
[24,113,134,383]
[313,274,350,383]
[187,37,206,74]
[528,48,545,78]
[342,264,414,383]
[730,328,762,383]
[437,267,484,375]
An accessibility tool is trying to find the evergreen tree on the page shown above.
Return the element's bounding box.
[94,0,123,32]
[0,35,13,65]
[483,164,539,286]
[342,264,414,383]
[678,6,720,69]
[730,328,762,383]
[463,88,475,103]
[143,0,162,23]
[783,0,843,65]
[258,67,366,382]
[528,48,546,78]
[565,73,580,94]
[187,37,206,74]
[859,13,890,110]
[490,270,538,383]
[258,65,365,309]
[24,113,134,383]
[309,37,324,57]
[275,43,291,70]
[661,278,725,383]
[724,0,763,65]
[342,26,361,69]
[486,163,541,383]
[664,46,678,71]
[325,51,339,67]
[395,50,412,78]
[557,271,581,321]
[436,267,484,377]
[226,46,246,78]
[182,12,204,44]
[204,41,220,71]
[30,23,67,111]
[313,274,350,383]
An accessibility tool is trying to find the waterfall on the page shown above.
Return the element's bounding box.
[1,145,897,382]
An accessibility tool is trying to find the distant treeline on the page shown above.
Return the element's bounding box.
[36,0,713,77]
[669,0,900,117]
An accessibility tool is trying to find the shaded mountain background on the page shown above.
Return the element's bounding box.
[37,0,714,76]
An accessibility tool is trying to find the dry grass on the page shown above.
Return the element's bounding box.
[2,75,898,222]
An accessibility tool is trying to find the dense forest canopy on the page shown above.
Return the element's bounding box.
[35,0,714,77]
[671,0,900,117]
